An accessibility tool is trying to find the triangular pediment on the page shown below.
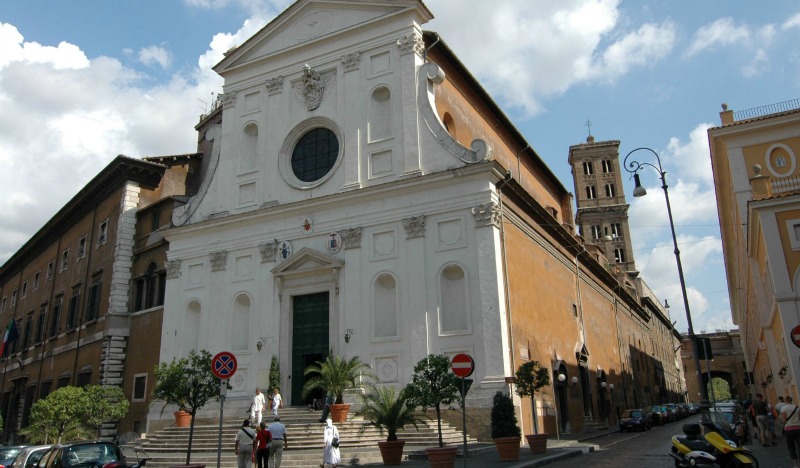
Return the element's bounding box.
[215,0,432,73]
[271,247,344,277]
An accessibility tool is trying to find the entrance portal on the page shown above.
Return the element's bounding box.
[291,292,330,406]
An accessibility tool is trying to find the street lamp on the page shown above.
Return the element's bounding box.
[623,147,710,407]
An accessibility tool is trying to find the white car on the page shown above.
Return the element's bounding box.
[9,445,51,468]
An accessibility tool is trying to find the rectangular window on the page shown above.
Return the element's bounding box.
[611,223,622,238]
[614,248,626,263]
[133,374,147,402]
[98,220,108,246]
[39,381,51,399]
[61,248,70,271]
[35,305,46,344]
[49,297,62,338]
[605,183,616,197]
[582,161,594,175]
[10,320,21,355]
[602,159,613,173]
[57,376,71,388]
[86,279,102,322]
[47,261,54,280]
[33,272,40,290]
[11,290,17,307]
[591,225,602,239]
[22,313,33,349]
[21,281,28,299]
[586,185,597,199]
[66,289,80,330]
[78,236,87,259]
[76,372,91,388]
[151,209,161,232]
[1,297,6,313]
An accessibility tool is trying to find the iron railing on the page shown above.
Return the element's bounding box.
[734,98,800,121]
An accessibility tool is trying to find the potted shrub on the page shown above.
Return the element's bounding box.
[491,391,521,461]
[404,354,461,467]
[301,355,373,422]
[154,349,226,467]
[356,383,422,465]
[514,361,551,454]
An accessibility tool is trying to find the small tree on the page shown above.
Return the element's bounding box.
[83,385,130,438]
[154,350,222,465]
[491,391,520,439]
[302,355,372,404]
[514,361,550,434]
[356,384,422,442]
[28,386,91,443]
[269,355,281,395]
[404,354,460,447]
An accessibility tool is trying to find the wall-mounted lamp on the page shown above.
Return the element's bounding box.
[558,373,566,382]
[256,340,263,352]
[609,384,615,390]
[779,366,788,379]
[344,329,354,344]
[664,299,670,309]
[766,374,774,384]
[600,381,608,388]
[761,382,768,389]
[571,376,579,387]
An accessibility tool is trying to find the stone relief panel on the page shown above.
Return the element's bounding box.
[375,355,400,383]
[403,216,426,239]
[260,242,278,263]
[238,181,257,206]
[292,64,335,112]
[266,76,284,95]
[235,255,253,279]
[210,251,228,272]
[369,51,391,77]
[436,217,466,251]
[341,52,360,72]
[369,150,393,179]
[186,263,204,289]
[371,229,398,261]
[165,260,181,279]
[341,227,363,250]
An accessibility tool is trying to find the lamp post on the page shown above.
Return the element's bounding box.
[623,147,709,407]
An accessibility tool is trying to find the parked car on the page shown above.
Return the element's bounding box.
[644,405,664,425]
[8,446,51,468]
[619,408,651,432]
[0,447,25,468]
[37,441,125,468]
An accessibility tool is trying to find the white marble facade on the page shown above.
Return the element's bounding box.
[157,0,510,422]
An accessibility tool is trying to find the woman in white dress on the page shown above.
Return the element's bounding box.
[321,418,340,468]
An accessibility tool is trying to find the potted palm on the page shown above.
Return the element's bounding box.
[302,355,373,422]
[356,383,422,465]
[514,361,550,454]
[404,354,461,467]
[491,391,521,461]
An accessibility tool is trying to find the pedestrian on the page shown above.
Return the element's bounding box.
[321,418,340,468]
[750,393,777,447]
[272,388,282,418]
[253,421,272,468]
[318,393,333,423]
[781,396,800,468]
[234,419,255,468]
[252,388,267,426]
[778,396,787,435]
[268,416,287,468]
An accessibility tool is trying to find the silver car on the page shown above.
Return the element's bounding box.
[8,446,51,468]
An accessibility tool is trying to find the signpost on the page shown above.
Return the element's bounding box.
[451,354,475,468]
[212,352,237,468]
[792,324,800,349]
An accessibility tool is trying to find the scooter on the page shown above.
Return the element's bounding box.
[670,422,758,467]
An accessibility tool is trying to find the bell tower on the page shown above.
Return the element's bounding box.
[568,135,637,274]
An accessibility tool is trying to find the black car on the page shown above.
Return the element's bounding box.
[37,442,125,468]
[619,408,651,432]
[0,447,25,468]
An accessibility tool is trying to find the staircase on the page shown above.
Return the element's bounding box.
[125,407,477,468]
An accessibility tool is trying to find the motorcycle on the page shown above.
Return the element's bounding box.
[670,420,758,467]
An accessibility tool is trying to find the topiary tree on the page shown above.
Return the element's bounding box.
[269,355,281,395]
[28,386,92,443]
[83,385,130,438]
[154,349,223,465]
[404,354,460,447]
[491,391,520,439]
[514,361,550,434]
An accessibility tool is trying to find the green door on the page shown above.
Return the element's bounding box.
[291,292,329,405]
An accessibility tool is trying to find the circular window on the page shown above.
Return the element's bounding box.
[291,128,339,182]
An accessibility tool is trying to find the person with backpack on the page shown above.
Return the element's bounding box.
[751,393,777,447]
[781,396,800,467]
[253,421,272,468]
[234,419,255,468]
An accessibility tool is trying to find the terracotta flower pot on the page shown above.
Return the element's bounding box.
[425,446,457,468]
[525,433,548,454]
[329,403,350,423]
[378,440,405,465]
[493,436,521,461]
[174,410,192,428]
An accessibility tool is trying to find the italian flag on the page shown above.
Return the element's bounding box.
[0,319,20,357]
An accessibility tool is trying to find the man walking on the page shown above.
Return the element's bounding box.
[268,416,287,468]
[251,388,267,425]
[750,393,777,447]
[234,419,255,468]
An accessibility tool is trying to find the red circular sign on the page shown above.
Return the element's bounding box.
[792,325,800,349]
[211,351,238,379]
[451,353,475,377]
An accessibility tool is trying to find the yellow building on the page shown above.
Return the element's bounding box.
[708,99,800,402]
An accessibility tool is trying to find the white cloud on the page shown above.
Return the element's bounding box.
[139,45,172,70]
[686,17,750,56]
[590,21,677,82]
[742,49,769,78]
[0,23,89,70]
[784,12,800,30]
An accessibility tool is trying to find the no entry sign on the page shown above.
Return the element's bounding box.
[792,325,800,349]
[211,351,238,379]
[451,353,475,377]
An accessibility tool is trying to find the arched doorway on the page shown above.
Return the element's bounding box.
[577,346,593,419]
[553,360,571,433]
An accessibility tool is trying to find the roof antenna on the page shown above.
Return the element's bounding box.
[585,119,594,143]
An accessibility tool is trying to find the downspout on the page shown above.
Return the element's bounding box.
[422,32,440,63]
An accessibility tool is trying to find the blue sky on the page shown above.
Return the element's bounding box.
[2,0,799,335]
